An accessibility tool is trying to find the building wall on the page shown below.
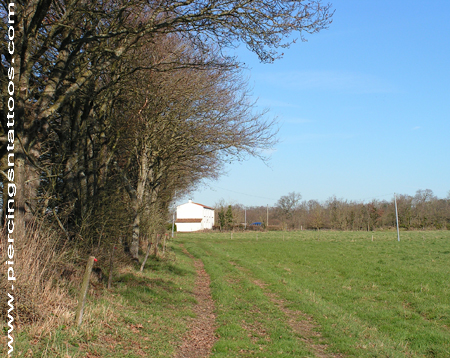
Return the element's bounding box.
[176,200,215,232]
[177,222,203,232]
[202,207,214,229]
[177,201,204,220]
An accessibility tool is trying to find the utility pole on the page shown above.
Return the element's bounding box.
[266,204,269,227]
[394,193,400,242]
[244,207,247,229]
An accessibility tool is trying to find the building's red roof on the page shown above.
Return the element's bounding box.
[192,202,214,210]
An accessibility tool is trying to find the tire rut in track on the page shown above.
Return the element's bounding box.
[250,271,344,358]
[255,279,344,358]
[175,245,217,358]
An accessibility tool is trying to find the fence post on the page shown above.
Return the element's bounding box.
[162,234,167,255]
[75,256,96,327]
[140,236,152,272]
[154,233,160,257]
[108,245,115,289]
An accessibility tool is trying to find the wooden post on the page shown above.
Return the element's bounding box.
[140,236,152,272]
[153,234,160,256]
[394,193,400,242]
[163,234,168,255]
[107,245,115,289]
[75,256,96,327]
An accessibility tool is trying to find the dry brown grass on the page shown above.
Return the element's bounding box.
[0,215,143,347]
[0,221,75,337]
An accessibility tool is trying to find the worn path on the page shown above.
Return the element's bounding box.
[175,246,217,358]
[253,279,344,358]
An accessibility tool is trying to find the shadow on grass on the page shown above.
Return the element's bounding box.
[142,257,193,277]
[116,272,195,305]
[115,254,196,306]
[116,273,180,291]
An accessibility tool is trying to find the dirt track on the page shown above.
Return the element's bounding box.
[175,246,217,358]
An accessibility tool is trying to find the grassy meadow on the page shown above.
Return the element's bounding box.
[180,230,450,357]
[2,230,450,357]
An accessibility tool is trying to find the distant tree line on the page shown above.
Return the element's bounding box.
[216,189,450,231]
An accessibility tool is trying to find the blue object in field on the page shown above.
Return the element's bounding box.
[251,222,262,226]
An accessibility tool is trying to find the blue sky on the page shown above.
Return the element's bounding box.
[187,1,450,207]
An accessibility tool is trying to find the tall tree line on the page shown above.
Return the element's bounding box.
[1,1,333,258]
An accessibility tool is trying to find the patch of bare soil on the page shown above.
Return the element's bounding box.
[175,246,217,358]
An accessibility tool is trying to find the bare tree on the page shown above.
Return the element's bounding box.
[277,192,302,228]
[113,36,277,258]
[306,199,326,230]
[1,0,333,228]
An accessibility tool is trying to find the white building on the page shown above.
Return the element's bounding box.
[176,200,215,232]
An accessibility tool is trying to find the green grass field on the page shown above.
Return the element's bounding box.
[3,230,450,357]
[179,230,450,357]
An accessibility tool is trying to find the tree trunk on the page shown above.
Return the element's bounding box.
[130,210,141,259]
[14,138,40,232]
